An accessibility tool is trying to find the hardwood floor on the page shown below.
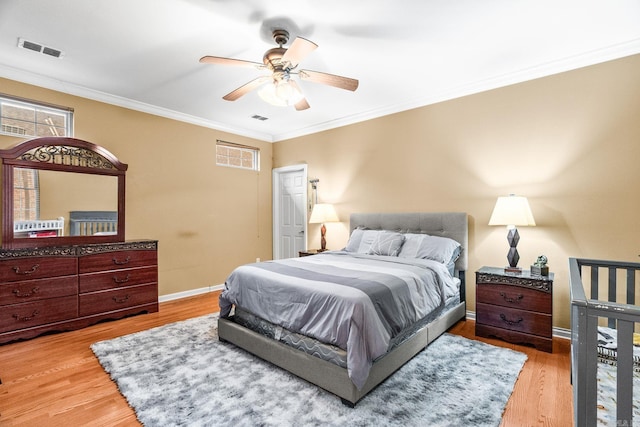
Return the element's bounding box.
[0,292,573,426]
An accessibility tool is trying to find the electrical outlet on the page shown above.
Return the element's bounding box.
[256,257,261,262]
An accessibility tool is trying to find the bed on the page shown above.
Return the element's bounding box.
[69,210,118,236]
[569,258,640,426]
[218,211,468,406]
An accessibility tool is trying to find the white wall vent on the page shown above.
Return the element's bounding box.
[17,37,64,58]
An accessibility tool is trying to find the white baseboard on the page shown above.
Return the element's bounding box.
[158,283,224,303]
[466,310,570,341]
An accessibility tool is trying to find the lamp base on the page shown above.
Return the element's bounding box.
[504,266,522,273]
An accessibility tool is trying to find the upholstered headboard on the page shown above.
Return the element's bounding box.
[349,212,469,274]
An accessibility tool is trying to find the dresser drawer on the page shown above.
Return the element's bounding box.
[79,266,157,293]
[79,283,158,316]
[0,295,78,333]
[0,257,77,282]
[0,276,78,306]
[78,250,157,274]
[476,283,551,314]
[476,302,552,337]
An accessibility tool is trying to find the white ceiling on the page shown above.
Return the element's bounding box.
[1,0,639,142]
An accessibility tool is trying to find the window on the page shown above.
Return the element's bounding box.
[216,140,260,171]
[13,168,39,222]
[0,94,73,138]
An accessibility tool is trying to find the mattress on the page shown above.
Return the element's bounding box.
[231,293,461,369]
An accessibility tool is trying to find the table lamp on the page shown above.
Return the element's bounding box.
[488,194,536,273]
[309,203,339,252]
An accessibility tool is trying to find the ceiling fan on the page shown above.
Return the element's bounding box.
[199,29,359,111]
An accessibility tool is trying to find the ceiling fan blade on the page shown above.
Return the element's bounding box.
[200,55,264,70]
[299,69,359,91]
[281,37,318,68]
[223,76,270,101]
[289,80,310,110]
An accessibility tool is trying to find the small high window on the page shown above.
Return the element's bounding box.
[216,140,260,171]
[0,94,73,138]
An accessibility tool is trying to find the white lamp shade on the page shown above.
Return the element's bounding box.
[309,203,339,224]
[488,195,536,227]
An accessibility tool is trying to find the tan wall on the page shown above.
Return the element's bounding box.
[2,54,638,328]
[273,54,640,329]
[0,78,273,296]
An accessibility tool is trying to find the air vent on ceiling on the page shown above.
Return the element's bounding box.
[17,37,64,58]
[251,114,269,121]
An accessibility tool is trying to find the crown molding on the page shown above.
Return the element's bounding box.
[2,38,639,144]
[271,38,640,142]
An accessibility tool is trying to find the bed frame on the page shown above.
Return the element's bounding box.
[570,257,640,426]
[218,212,468,406]
[69,210,118,236]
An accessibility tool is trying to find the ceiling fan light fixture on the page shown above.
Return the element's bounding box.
[258,80,303,107]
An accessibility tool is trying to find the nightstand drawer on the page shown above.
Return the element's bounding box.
[476,284,551,314]
[476,302,552,337]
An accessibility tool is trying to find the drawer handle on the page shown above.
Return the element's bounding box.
[112,256,131,265]
[500,313,524,326]
[500,292,524,304]
[112,294,130,304]
[12,264,40,275]
[113,274,131,284]
[12,287,40,298]
[12,310,39,322]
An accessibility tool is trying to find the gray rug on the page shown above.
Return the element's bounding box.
[91,314,527,427]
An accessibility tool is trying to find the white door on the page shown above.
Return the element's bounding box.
[273,165,307,259]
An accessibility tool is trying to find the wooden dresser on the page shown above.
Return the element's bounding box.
[475,266,553,352]
[0,240,158,344]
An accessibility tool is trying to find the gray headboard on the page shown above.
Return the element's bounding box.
[349,212,468,273]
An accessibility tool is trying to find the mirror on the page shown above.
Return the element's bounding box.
[1,137,127,249]
[13,168,118,238]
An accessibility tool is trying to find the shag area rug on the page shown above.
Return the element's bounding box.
[91,314,527,427]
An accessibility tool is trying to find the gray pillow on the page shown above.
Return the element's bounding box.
[368,231,405,256]
[345,229,381,253]
[398,233,461,264]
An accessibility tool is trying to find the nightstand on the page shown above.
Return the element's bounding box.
[298,249,326,257]
[475,266,553,352]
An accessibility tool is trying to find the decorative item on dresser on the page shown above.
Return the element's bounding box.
[475,266,553,353]
[0,137,158,344]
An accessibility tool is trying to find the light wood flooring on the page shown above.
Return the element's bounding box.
[0,291,573,426]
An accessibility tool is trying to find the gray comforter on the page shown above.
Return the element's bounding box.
[219,251,457,389]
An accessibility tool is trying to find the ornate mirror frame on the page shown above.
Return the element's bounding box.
[0,137,127,249]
